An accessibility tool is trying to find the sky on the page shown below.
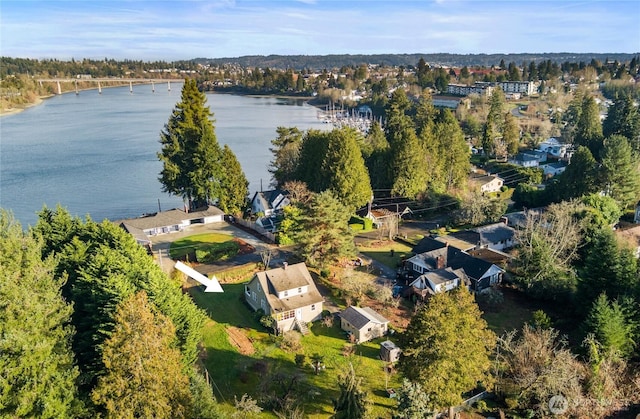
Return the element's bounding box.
[1,0,639,61]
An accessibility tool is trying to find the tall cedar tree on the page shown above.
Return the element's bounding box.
[332,363,369,419]
[557,146,599,200]
[295,190,356,267]
[0,211,79,418]
[322,128,372,212]
[158,79,222,209]
[91,292,192,418]
[399,287,496,411]
[482,87,506,157]
[575,93,604,157]
[33,207,205,393]
[295,129,331,192]
[434,109,470,191]
[218,144,249,216]
[584,293,636,358]
[599,135,640,209]
[503,111,520,156]
[361,121,391,190]
[603,95,640,151]
[269,126,304,188]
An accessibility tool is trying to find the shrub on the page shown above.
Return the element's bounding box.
[362,217,373,230]
[294,353,306,367]
[349,223,364,232]
[475,400,488,411]
[500,185,508,192]
[279,331,302,352]
[320,268,330,279]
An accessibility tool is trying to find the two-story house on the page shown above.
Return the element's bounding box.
[244,262,323,334]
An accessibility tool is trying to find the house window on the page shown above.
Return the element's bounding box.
[311,304,315,311]
[297,287,302,294]
[284,290,288,297]
[275,310,295,321]
[245,286,250,296]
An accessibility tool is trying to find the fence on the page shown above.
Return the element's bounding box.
[232,218,276,244]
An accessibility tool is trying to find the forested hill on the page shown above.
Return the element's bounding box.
[193,52,639,70]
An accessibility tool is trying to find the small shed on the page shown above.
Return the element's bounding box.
[380,340,401,362]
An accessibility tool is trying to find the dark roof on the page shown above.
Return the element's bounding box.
[412,236,447,255]
[340,306,389,330]
[114,205,224,231]
[472,223,516,245]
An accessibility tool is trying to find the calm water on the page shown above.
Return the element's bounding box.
[0,84,327,227]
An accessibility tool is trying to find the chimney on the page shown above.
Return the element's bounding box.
[283,262,288,270]
[500,216,508,225]
[436,255,444,270]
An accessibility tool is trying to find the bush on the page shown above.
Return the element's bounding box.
[349,223,364,231]
[294,353,306,367]
[320,268,330,279]
[279,331,302,352]
[475,400,488,411]
[363,217,373,230]
[500,185,508,192]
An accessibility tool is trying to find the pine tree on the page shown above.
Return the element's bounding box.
[482,88,506,157]
[322,128,372,211]
[158,78,223,210]
[361,122,391,190]
[503,111,520,156]
[575,94,604,156]
[584,293,635,358]
[603,95,640,151]
[557,146,599,199]
[599,135,640,209]
[91,291,192,418]
[332,363,369,419]
[395,379,433,419]
[296,190,356,267]
[269,126,303,188]
[0,211,79,418]
[218,144,249,216]
[295,129,331,192]
[434,109,470,191]
[399,287,495,411]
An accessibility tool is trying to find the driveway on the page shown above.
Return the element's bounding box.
[150,221,278,275]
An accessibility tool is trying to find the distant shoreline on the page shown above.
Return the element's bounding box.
[0,88,327,117]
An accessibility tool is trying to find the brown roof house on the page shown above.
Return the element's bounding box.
[244,262,323,334]
[340,306,389,344]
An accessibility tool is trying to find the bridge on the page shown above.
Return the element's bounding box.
[37,78,182,95]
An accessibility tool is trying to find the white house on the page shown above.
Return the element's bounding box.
[250,190,290,217]
[541,161,568,177]
[409,267,469,300]
[244,262,323,334]
[538,138,571,159]
[116,205,225,238]
[471,175,504,194]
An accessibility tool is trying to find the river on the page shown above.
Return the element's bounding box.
[0,83,328,227]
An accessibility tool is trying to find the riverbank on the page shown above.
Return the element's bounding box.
[0,95,50,117]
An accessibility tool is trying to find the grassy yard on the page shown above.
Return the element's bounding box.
[358,239,413,271]
[480,286,536,335]
[190,277,402,418]
[169,232,236,259]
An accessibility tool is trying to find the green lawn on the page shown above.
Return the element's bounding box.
[169,232,235,259]
[358,240,413,271]
[191,279,402,418]
[480,287,536,335]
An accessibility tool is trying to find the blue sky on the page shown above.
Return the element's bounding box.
[1,1,638,61]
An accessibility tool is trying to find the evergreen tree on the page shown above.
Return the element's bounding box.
[575,93,604,156]
[296,190,356,267]
[391,125,427,198]
[503,111,520,156]
[33,207,206,393]
[599,134,640,209]
[434,109,470,191]
[158,79,223,209]
[295,129,331,192]
[218,144,249,216]
[322,128,372,211]
[584,293,636,358]
[482,87,506,157]
[91,292,192,418]
[557,146,599,199]
[395,379,433,419]
[361,122,391,190]
[269,126,303,188]
[603,95,640,151]
[0,211,79,418]
[332,363,369,419]
[399,288,495,412]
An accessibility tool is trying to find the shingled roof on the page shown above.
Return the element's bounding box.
[252,262,324,313]
[340,306,389,330]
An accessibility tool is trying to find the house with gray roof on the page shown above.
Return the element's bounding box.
[340,306,389,343]
[409,267,470,300]
[406,237,504,292]
[244,262,323,334]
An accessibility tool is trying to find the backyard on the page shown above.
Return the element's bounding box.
[188,275,403,418]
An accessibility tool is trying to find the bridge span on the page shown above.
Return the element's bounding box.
[37,78,182,95]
